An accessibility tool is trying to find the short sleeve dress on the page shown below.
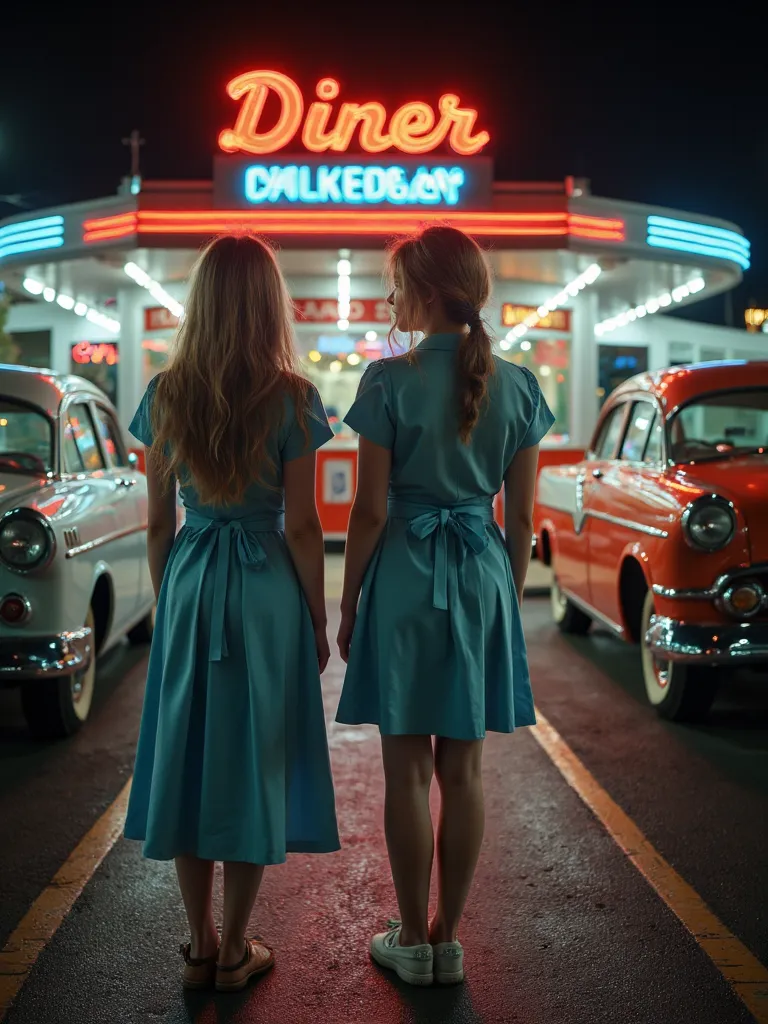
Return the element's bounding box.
[124,377,341,865]
[335,333,555,741]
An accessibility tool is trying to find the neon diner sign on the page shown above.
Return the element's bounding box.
[219,70,490,157]
[244,163,466,206]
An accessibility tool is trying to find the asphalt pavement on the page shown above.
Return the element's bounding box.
[0,561,766,1024]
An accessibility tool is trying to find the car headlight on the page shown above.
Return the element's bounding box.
[0,510,56,573]
[682,496,736,552]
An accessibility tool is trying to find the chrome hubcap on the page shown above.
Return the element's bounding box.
[71,672,85,703]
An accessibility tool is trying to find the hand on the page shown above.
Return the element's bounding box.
[315,626,330,674]
[337,611,356,663]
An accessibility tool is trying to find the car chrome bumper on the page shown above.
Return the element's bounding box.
[0,627,93,680]
[646,616,768,664]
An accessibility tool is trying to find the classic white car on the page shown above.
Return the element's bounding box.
[0,365,154,738]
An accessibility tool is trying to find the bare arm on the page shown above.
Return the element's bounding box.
[338,438,391,659]
[341,438,391,615]
[284,450,327,631]
[146,451,178,599]
[504,443,540,605]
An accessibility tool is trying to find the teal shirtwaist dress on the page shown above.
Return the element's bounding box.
[124,376,340,865]
[336,333,555,741]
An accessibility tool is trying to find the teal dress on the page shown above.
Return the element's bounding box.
[124,377,340,865]
[336,333,555,741]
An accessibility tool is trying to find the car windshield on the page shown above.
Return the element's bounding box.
[668,388,768,464]
[0,398,54,475]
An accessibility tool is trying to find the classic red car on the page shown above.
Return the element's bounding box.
[534,360,768,721]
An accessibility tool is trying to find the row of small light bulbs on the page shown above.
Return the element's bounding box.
[594,276,705,336]
[337,250,351,331]
[498,262,603,351]
[22,276,120,333]
[124,262,184,319]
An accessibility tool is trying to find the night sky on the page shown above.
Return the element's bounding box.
[2,1,765,325]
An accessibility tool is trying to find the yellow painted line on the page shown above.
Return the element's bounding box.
[0,778,132,1020]
[531,708,768,1023]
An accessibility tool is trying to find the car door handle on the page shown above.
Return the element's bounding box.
[591,468,604,479]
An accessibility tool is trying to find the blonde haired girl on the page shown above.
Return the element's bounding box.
[124,234,339,992]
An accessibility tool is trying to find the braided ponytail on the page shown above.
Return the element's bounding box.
[446,300,494,442]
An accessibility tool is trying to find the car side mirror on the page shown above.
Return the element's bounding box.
[128,451,139,468]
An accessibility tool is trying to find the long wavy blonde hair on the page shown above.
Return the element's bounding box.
[150,234,309,506]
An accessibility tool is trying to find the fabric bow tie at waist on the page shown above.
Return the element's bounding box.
[184,510,284,662]
[388,499,493,611]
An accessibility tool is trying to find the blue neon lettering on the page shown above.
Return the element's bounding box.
[342,166,364,203]
[363,167,388,203]
[243,164,468,206]
[298,166,319,202]
[317,166,343,202]
[244,165,272,202]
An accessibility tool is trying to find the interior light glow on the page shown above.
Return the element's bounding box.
[365,330,378,342]
[347,352,361,365]
[520,340,532,351]
[308,350,322,362]
[124,263,183,319]
[56,294,75,310]
[329,359,343,373]
[74,302,88,316]
[499,339,512,351]
[42,287,55,302]
[337,319,349,331]
[22,277,44,295]
[337,259,351,275]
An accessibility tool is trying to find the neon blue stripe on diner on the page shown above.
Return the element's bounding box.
[0,237,65,262]
[0,225,64,248]
[646,235,750,270]
[647,225,751,259]
[647,215,750,253]
[0,215,64,241]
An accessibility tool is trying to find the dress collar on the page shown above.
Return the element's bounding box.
[416,332,465,352]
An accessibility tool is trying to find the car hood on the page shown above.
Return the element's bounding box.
[674,457,768,562]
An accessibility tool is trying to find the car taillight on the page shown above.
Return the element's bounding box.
[0,594,31,625]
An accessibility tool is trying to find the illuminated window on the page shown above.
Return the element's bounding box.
[94,406,127,468]
[620,401,656,463]
[64,404,105,474]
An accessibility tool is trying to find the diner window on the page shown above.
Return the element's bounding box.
[593,404,627,459]
[93,406,127,468]
[63,404,105,474]
[620,402,655,462]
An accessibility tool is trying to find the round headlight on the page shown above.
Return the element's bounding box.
[682,497,736,551]
[0,510,55,573]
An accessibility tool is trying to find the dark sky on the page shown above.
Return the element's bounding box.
[2,1,765,325]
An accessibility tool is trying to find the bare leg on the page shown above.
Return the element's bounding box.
[219,862,268,967]
[430,738,485,944]
[174,856,218,959]
[381,735,435,947]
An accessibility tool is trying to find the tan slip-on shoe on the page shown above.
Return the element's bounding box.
[179,943,218,990]
[215,939,275,992]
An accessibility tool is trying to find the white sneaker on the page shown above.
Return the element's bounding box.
[433,940,464,984]
[370,926,433,986]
